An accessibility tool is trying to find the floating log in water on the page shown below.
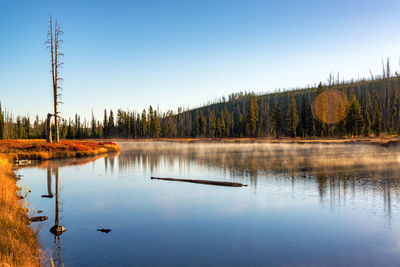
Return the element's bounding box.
[151,177,247,187]
[97,228,112,233]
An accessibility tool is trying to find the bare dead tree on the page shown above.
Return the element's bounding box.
[46,113,52,143]
[46,16,64,143]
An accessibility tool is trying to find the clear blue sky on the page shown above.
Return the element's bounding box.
[1,0,400,120]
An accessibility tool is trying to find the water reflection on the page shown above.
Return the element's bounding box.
[34,155,115,267]
[41,167,53,198]
[117,142,400,217]
[19,143,400,266]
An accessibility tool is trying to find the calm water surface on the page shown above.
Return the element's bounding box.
[17,142,400,266]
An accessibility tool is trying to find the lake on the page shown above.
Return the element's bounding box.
[17,141,400,266]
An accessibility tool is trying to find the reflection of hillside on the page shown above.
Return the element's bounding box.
[117,142,400,215]
[119,142,400,176]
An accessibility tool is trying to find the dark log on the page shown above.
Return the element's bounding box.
[151,177,247,187]
[97,228,112,233]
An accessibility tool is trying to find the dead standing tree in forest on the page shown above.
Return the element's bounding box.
[46,16,63,143]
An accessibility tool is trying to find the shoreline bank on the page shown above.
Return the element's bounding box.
[0,157,40,267]
[0,139,120,161]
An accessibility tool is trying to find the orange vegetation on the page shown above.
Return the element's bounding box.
[0,157,40,267]
[0,139,120,161]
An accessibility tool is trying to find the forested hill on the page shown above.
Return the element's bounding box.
[180,74,400,138]
[1,72,400,140]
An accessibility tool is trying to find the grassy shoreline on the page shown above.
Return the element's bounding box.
[0,139,119,266]
[0,157,40,267]
[0,139,120,161]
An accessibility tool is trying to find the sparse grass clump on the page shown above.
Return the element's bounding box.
[0,157,40,266]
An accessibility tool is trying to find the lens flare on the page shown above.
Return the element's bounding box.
[312,89,349,124]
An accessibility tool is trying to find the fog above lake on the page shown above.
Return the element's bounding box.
[117,141,400,176]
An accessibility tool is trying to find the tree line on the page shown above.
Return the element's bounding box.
[1,63,400,140]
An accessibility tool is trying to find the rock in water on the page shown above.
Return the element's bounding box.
[97,228,112,233]
[50,225,66,235]
[29,216,48,222]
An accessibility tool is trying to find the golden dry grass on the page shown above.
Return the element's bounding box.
[0,157,40,267]
[0,139,120,161]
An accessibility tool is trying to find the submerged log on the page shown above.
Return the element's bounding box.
[151,177,247,187]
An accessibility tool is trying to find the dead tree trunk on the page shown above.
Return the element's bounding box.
[46,113,52,143]
[47,16,63,143]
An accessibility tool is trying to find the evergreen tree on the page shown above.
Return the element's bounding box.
[392,88,398,132]
[299,96,308,137]
[208,110,216,137]
[314,82,327,137]
[348,94,364,136]
[177,107,183,137]
[165,111,176,137]
[216,111,225,137]
[103,109,108,137]
[153,110,161,138]
[305,100,314,137]
[223,106,231,137]
[246,95,258,137]
[271,101,281,137]
[148,106,155,137]
[140,109,147,137]
[91,111,97,137]
[108,110,114,137]
[372,100,382,136]
[286,95,299,137]
[136,113,141,137]
[196,110,207,137]
[363,112,372,137]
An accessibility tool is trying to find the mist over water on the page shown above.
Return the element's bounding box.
[18,142,400,266]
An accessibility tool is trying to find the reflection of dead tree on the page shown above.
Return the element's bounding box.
[46,16,63,143]
[41,167,53,198]
[50,167,66,235]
